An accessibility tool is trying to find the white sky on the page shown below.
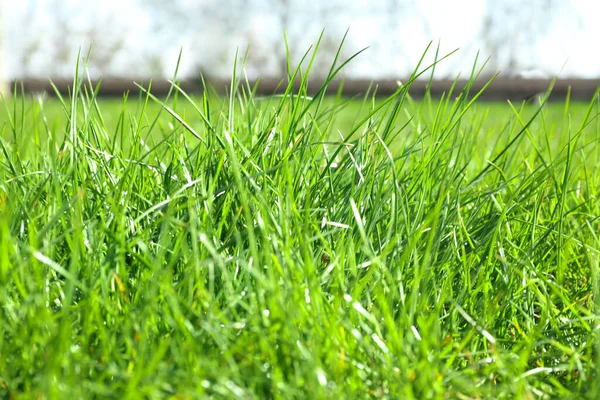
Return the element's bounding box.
[2,0,600,79]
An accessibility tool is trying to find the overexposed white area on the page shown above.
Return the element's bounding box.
[2,0,600,80]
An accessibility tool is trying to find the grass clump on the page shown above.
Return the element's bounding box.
[1,38,600,399]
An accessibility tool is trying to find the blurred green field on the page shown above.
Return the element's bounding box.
[2,92,597,161]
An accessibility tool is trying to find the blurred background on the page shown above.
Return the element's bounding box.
[1,0,599,98]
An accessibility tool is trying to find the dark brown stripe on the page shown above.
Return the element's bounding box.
[10,77,600,101]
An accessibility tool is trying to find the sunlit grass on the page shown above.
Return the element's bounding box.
[1,38,600,399]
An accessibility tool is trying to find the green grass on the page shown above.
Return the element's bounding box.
[1,40,600,399]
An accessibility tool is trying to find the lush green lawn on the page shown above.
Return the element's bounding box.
[1,51,600,399]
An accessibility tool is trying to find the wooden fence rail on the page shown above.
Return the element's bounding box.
[9,77,600,101]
